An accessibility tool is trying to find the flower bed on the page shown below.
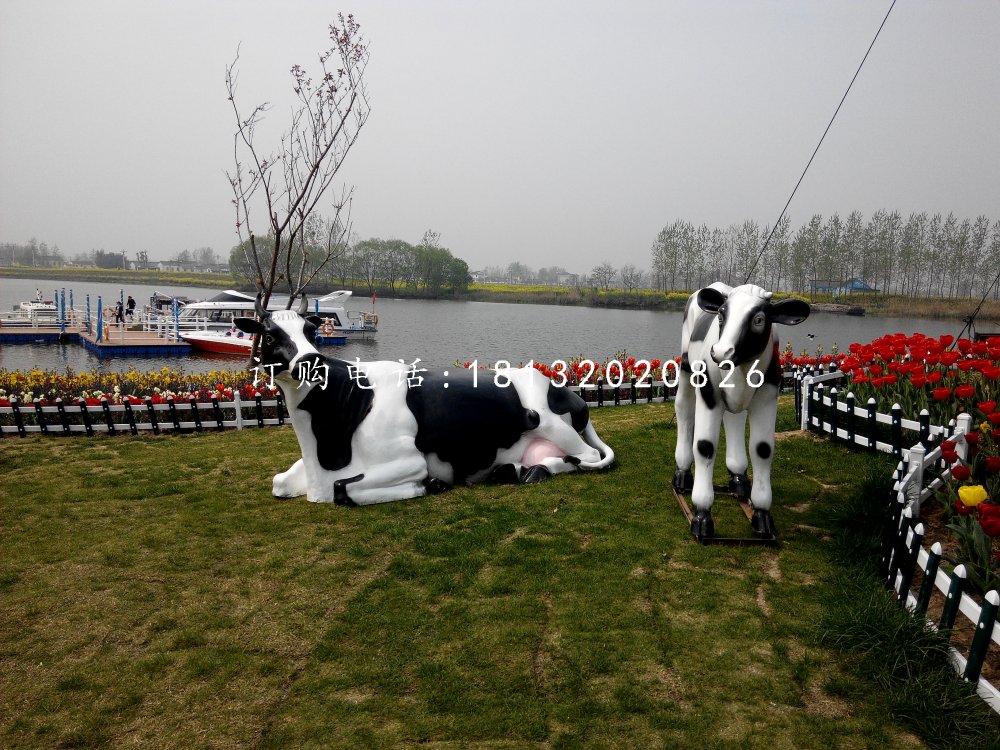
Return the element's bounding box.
[0,366,278,407]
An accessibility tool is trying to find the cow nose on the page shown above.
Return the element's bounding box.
[711,343,735,364]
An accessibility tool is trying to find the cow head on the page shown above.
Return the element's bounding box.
[696,284,810,365]
[234,294,322,376]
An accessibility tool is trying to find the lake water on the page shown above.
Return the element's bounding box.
[0,277,964,374]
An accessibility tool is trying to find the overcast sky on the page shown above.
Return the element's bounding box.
[1,1,997,274]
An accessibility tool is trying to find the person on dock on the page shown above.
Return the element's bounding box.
[115,300,125,325]
[35,288,42,302]
[126,296,136,321]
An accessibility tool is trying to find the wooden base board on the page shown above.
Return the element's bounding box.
[671,484,779,547]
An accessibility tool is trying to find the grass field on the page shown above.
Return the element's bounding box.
[0,399,979,749]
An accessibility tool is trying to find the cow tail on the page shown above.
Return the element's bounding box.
[578,422,615,470]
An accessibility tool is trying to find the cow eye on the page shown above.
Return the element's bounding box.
[264,334,275,345]
[752,313,766,330]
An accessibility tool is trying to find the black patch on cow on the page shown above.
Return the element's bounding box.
[546,382,590,433]
[689,311,714,344]
[564,455,581,466]
[756,442,772,459]
[730,303,773,366]
[697,439,715,459]
[764,342,782,386]
[295,355,375,472]
[407,368,539,483]
[681,351,692,373]
[698,379,717,411]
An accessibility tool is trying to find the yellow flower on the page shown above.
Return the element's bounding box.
[958,484,989,507]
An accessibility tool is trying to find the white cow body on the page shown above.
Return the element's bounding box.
[237,303,615,506]
[673,283,810,539]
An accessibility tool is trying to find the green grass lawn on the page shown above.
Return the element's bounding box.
[0,400,930,749]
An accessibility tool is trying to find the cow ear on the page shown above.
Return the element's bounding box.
[767,298,811,326]
[234,317,264,334]
[696,287,727,314]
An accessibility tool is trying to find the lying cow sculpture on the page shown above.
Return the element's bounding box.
[673,283,810,540]
[235,296,615,505]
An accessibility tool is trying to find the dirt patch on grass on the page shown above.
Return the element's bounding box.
[756,585,773,619]
[805,680,852,719]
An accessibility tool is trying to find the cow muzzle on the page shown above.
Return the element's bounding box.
[710,342,735,364]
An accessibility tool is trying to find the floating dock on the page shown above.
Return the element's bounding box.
[0,325,190,357]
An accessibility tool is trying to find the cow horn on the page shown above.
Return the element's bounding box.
[297,294,309,316]
[255,293,267,319]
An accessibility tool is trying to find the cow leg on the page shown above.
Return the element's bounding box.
[309,454,429,505]
[690,390,723,540]
[722,410,750,500]
[747,388,779,538]
[673,373,696,492]
[273,458,308,499]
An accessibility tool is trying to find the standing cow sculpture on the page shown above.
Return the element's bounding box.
[234,295,615,505]
[673,283,810,540]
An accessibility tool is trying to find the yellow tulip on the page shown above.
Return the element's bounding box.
[958,484,989,507]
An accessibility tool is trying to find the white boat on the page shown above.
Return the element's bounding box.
[19,300,57,314]
[170,290,377,340]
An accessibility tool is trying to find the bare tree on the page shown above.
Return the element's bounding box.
[226,14,370,310]
[591,261,617,290]
[620,264,643,292]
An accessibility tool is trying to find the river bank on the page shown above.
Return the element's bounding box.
[4,265,998,321]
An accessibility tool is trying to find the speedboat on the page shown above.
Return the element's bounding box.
[181,329,256,356]
[171,290,377,339]
[182,326,347,356]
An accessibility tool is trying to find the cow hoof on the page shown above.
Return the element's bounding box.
[521,465,552,484]
[333,473,364,506]
[729,472,751,500]
[673,468,694,493]
[691,509,714,541]
[489,463,521,485]
[751,509,777,539]
[425,477,451,494]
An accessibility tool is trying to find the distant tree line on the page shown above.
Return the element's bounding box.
[228,229,471,295]
[650,211,1000,298]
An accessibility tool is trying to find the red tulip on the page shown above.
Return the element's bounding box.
[985,456,1000,473]
[941,449,959,464]
[978,401,997,414]
[940,351,961,366]
[965,431,980,446]
[988,412,1000,426]
[952,465,972,480]
[978,503,1000,537]
[954,384,976,399]
[955,499,973,516]
[932,387,952,401]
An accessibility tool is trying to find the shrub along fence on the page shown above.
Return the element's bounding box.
[796,365,1000,712]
